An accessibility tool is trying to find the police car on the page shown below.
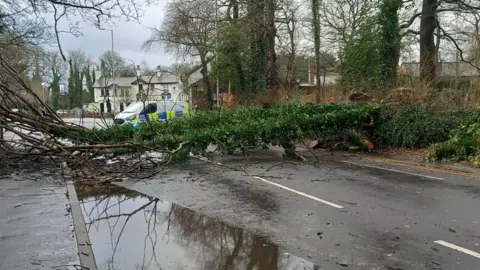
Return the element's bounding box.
[114,101,189,125]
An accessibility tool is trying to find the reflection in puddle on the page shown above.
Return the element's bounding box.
[78,185,318,270]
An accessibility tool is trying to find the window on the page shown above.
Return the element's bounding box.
[105,89,110,97]
[149,84,155,93]
[140,103,157,114]
[121,87,130,97]
[123,102,145,113]
[101,89,105,96]
[161,92,172,100]
[106,100,111,113]
[162,84,168,90]
[158,102,186,113]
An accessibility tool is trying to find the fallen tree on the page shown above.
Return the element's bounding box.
[1,57,382,183]
[79,103,381,160]
[0,50,384,183]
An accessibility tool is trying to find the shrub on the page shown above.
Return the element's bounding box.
[426,122,480,165]
[374,105,471,148]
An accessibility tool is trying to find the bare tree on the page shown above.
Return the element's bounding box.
[69,50,92,70]
[321,0,374,58]
[144,0,216,107]
[1,0,159,60]
[276,0,302,86]
[400,0,480,84]
[0,0,193,184]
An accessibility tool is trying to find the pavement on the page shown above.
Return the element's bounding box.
[0,173,79,269]
[116,149,480,270]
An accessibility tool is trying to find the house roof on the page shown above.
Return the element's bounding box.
[187,56,215,86]
[93,74,180,88]
[186,56,215,76]
[400,62,480,77]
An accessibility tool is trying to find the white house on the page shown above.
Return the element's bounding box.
[93,67,188,114]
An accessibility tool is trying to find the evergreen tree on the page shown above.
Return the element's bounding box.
[84,66,95,102]
[67,59,85,109]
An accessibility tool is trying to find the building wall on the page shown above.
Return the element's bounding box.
[313,74,338,86]
[94,82,187,113]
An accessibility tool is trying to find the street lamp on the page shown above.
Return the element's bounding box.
[110,30,117,115]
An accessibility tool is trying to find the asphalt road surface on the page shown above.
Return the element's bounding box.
[117,150,480,270]
[2,117,113,142]
[62,117,114,129]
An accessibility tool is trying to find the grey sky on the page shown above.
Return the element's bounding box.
[55,1,174,69]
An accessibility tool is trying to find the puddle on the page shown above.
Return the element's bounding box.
[77,185,318,270]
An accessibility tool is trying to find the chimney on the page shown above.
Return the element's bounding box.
[308,59,315,85]
[156,65,162,77]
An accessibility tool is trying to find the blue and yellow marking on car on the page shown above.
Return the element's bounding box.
[131,102,189,127]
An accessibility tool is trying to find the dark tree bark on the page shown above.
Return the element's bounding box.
[311,0,322,103]
[420,0,438,85]
[378,0,402,89]
[200,53,213,108]
[246,0,267,97]
[230,0,246,97]
[266,0,278,90]
[286,18,296,85]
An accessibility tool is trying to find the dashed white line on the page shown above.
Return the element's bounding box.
[341,160,445,180]
[253,176,344,209]
[434,240,480,259]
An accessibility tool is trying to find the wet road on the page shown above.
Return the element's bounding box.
[2,118,113,143]
[78,185,317,269]
[62,117,114,129]
[116,150,480,270]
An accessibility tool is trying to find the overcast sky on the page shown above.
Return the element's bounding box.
[52,1,175,69]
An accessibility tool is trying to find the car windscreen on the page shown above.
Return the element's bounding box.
[122,102,146,113]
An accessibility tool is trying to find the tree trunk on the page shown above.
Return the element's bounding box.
[419,0,438,85]
[231,0,246,99]
[379,0,401,89]
[286,15,296,86]
[266,0,278,90]
[200,53,213,108]
[311,0,322,103]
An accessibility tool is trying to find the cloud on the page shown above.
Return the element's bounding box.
[57,0,174,68]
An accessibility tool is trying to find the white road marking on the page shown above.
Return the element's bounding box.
[434,240,480,259]
[341,160,445,180]
[193,154,343,209]
[253,176,344,209]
